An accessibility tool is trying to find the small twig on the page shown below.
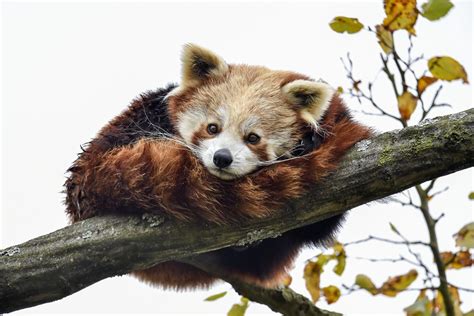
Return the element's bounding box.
[433,213,445,225]
[429,186,449,199]
[343,235,429,247]
[421,85,449,120]
[386,195,422,210]
[425,179,437,194]
[448,283,474,293]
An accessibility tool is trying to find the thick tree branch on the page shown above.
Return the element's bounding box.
[1,109,473,313]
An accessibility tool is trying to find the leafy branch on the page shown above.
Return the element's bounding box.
[318,1,472,315]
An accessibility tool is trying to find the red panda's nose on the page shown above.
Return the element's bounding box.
[213,149,233,169]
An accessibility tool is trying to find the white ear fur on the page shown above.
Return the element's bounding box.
[282,80,334,127]
[180,43,228,89]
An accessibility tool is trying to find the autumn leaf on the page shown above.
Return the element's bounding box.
[428,56,469,83]
[383,0,418,35]
[304,260,323,302]
[281,274,292,287]
[332,242,346,276]
[434,287,463,315]
[355,274,379,295]
[380,269,418,297]
[316,253,333,266]
[469,192,474,200]
[421,0,454,21]
[398,91,418,121]
[440,250,473,269]
[454,222,474,248]
[337,86,344,94]
[404,290,432,316]
[417,76,438,95]
[205,291,227,301]
[227,297,249,316]
[322,285,341,304]
[329,16,364,34]
[376,24,393,54]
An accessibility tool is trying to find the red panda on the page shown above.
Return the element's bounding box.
[64,44,371,289]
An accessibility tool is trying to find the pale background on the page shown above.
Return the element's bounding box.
[1,0,473,315]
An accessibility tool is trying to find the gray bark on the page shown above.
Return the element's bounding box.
[1,109,473,313]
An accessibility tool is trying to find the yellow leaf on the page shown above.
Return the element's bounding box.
[417,76,438,95]
[381,269,418,297]
[469,192,474,200]
[355,274,379,295]
[404,290,432,316]
[454,222,474,248]
[281,274,292,287]
[205,291,227,301]
[398,91,418,121]
[383,0,418,35]
[440,250,473,269]
[322,285,341,304]
[304,261,322,302]
[421,0,454,21]
[316,253,333,266]
[428,56,469,83]
[434,287,463,315]
[336,86,344,94]
[329,16,364,34]
[376,25,393,54]
[332,242,346,276]
[227,297,249,316]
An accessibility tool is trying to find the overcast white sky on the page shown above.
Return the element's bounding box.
[1,0,473,315]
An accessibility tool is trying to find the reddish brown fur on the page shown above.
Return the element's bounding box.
[65,81,371,289]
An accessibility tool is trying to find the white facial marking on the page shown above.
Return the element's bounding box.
[177,107,208,143]
[199,131,260,180]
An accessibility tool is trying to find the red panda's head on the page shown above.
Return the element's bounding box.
[167,44,334,180]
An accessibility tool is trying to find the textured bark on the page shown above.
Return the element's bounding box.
[0,109,473,313]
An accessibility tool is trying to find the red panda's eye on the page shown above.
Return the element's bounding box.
[207,123,219,135]
[246,133,260,144]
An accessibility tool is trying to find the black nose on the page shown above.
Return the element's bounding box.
[213,149,233,169]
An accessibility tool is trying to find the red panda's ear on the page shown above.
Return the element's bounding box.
[282,80,334,128]
[180,43,228,89]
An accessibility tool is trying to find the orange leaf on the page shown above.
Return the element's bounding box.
[397,91,418,121]
[440,250,473,269]
[380,269,418,297]
[417,76,438,95]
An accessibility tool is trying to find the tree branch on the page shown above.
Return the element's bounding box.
[1,109,473,313]
[183,257,341,316]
